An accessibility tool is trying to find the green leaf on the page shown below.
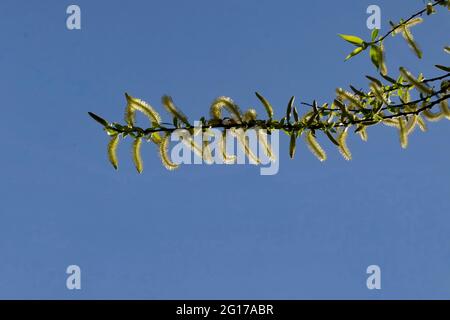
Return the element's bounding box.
[88,112,109,127]
[380,74,397,84]
[338,34,365,46]
[255,92,274,119]
[105,127,117,136]
[293,106,299,123]
[312,100,319,114]
[371,29,379,41]
[334,99,345,109]
[435,65,450,72]
[345,46,364,61]
[286,96,295,122]
[325,130,340,146]
[349,86,366,97]
[426,3,435,15]
[370,45,382,70]
[289,133,296,159]
[365,75,383,87]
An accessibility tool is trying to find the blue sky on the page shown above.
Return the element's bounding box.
[0,0,449,299]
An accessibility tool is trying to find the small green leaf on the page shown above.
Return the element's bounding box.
[338,34,365,46]
[88,112,109,127]
[173,116,179,128]
[345,46,364,61]
[255,92,274,119]
[369,45,383,70]
[426,3,435,15]
[365,75,383,87]
[286,96,295,122]
[435,65,450,72]
[325,130,340,146]
[380,74,397,84]
[349,86,366,97]
[371,29,379,41]
[293,106,299,123]
[312,100,319,114]
[334,99,346,111]
[289,133,296,159]
[105,127,117,136]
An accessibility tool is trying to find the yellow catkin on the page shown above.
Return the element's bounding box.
[301,110,315,123]
[399,67,432,95]
[132,137,143,173]
[107,135,120,170]
[405,115,418,135]
[210,97,243,122]
[379,42,388,76]
[257,129,275,161]
[220,131,236,164]
[162,95,189,125]
[398,117,408,149]
[125,105,135,126]
[401,26,422,59]
[336,88,364,110]
[383,118,400,128]
[234,129,260,164]
[202,141,214,164]
[188,139,204,159]
[338,128,352,161]
[422,108,445,122]
[243,109,257,122]
[149,132,162,144]
[392,18,422,35]
[405,17,423,28]
[305,131,327,162]
[401,89,411,104]
[255,92,274,119]
[159,133,179,170]
[202,130,214,164]
[358,126,368,142]
[441,100,450,120]
[416,115,427,132]
[125,93,161,125]
[176,129,203,159]
[370,82,389,105]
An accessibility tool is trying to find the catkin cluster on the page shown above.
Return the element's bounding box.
[88,0,450,173]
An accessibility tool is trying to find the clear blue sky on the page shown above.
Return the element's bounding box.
[0,0,449,299]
